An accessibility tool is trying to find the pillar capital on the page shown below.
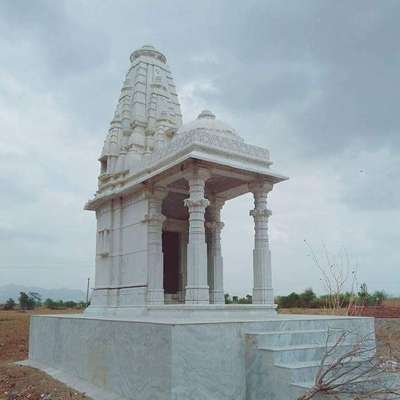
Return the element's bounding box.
[184,167,211,184]
[250,208,272,219]
[183,198,210,210]
[205,221,225,232]
[248,181,273,196]
[208,195,225,209]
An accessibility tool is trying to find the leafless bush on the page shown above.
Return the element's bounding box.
[298,329,400,400]
[305,241,358,315]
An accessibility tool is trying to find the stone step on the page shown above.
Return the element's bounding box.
[275,358,369,384]
[291,372,400,393]
[258,343,356,364]
[245,316,373,333]
[246,328,351,347]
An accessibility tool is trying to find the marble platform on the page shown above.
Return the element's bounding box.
[26,307,375,400]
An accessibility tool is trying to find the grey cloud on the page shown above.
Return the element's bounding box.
[0,227,54,243]
[0,0,398,293]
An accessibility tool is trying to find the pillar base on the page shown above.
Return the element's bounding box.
[210,290,225,304]
[252,288,274,305]
[147,289,165,304]
[185,286,210,304]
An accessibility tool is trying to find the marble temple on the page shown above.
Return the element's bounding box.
[26,46,376,400]
[85,44,287,313]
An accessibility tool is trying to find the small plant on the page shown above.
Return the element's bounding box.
[304,241,358,315]
[3,298,16,310]
[298,329,400,399]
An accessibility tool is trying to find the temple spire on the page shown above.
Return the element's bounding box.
[99,45,182,177]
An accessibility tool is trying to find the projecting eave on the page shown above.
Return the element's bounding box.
[85,131,288,210]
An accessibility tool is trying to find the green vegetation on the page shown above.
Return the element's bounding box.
[225,284,389,308]
[224,293,252,304]
[276,285,388,309]
[18,291,40,310]
[2,291,85,310]
[4,298,16,310]
[43,298,86,309]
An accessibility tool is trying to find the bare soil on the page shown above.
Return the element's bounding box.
[0,308,89,400]
[375,318,400,360]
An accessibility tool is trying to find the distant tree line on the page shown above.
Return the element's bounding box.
[2,291,86,310]
[276,285,387,309]
[224,284,389,308]
[224,293,252,304]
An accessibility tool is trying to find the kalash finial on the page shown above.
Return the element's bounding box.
[197,110,216,120]
[130,44,167,64]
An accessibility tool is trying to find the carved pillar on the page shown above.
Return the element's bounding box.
[250,182,274,305]
[184,169,210,304]
[145,186,167,304]
[179,229,188,303]
[206,197,225,304]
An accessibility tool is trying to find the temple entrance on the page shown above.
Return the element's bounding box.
[162,231,180,298]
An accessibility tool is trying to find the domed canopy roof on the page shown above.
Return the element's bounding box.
[176,110,244,142]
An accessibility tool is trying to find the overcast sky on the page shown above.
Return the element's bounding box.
[0,0,399,296]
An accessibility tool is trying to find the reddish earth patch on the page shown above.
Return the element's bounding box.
[375,318,400,360]
[0,363,89,400]
[349,305,400,318]
[0,309,89,400]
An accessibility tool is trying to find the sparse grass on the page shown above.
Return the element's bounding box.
[278,307,348,315]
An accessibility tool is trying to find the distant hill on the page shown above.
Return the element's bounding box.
[0,284,85,303]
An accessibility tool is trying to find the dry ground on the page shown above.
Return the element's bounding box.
[0,308,399,399]
[0,308,89,400]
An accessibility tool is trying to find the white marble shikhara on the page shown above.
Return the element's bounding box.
[28,46,378,400]
[84,45,288,313]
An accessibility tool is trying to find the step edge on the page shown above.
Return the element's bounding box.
[245,329,330,336]
[258,343,355,351]
[275,357,366,369]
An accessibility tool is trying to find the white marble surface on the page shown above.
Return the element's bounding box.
[28,313,375,400]
[85,46,288,312]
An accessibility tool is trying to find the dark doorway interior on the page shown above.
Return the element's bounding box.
[162,231,180,294]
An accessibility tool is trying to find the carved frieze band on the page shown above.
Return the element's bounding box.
[146,129,269,166]
[94,130,272,201]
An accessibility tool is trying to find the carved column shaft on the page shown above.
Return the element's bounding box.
[250,182,274,305]
[184,170,210,304]
[146,187,167,304]
[206,198,225,304]
[179,230,188,303]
